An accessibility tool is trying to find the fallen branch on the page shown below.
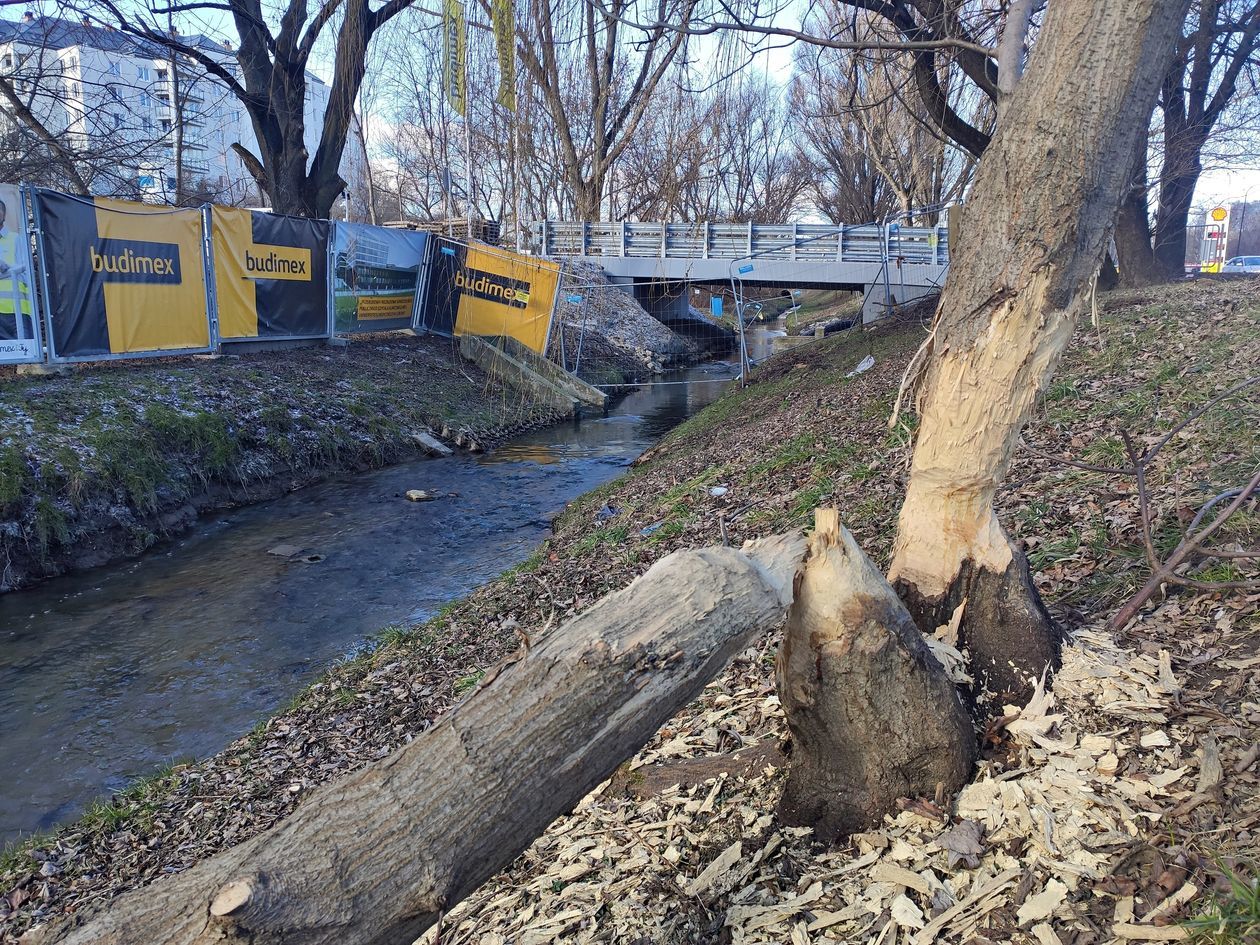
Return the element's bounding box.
[37,535,806,945]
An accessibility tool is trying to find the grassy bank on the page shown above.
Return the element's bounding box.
[2,279,1257,942]
[0,333,564,592]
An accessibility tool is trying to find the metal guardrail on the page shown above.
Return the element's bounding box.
[528,221,949,266]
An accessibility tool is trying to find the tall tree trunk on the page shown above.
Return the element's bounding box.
[889,0,1190,700]
[1152,152,1203,277]
[1115,127,1162,286]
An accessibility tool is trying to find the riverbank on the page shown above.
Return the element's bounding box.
[0,333,565,592]
[3,279,1258,942]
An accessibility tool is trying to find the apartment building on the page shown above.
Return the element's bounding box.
[0,12,365,208]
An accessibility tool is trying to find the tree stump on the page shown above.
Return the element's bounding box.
[776,510,977,842]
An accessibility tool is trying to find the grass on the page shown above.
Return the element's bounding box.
[1185,861,1260,944]
[0,333,557,575]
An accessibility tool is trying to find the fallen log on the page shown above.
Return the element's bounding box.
[37,535,805,945]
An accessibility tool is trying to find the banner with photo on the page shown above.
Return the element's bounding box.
[212,207,330,341]
[417,238,560,354]
[34,190,212,360]
[332,223,429,333]
[0,184,42,364]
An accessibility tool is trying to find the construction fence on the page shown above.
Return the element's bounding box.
[0,184,563,367]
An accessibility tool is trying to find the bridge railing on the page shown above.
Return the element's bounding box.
[528,221,949,266]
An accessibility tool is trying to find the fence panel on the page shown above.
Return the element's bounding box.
[417,237,561,353]
[331,223,429,334]
[33,189,212,362]
[211,206,330,342]
[1,184,43,364]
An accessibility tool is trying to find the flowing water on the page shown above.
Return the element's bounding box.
[0,330,787,844]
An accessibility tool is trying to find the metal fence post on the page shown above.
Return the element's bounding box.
[791,222,798,261]
[621,220,627,257]
[747,221,754,257]
[581,221,589,256]
[660,222,667,258]
[836,224,844,261]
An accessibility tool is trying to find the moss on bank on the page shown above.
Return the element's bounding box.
[2,279,1258,939]
[0,334,562,591]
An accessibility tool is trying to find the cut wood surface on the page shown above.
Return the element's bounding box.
[35,535,805,945]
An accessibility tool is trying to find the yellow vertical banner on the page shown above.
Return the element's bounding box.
[491,0,516,111]
[443,0,467,117]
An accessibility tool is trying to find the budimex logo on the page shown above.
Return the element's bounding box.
[243,245,312,282]
[454,267,530,308]
[89,238,182,284]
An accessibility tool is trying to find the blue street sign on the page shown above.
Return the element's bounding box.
[738,264,754,274]
[711,297,723,317]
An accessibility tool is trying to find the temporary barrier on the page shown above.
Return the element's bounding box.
[417,238,561,354]
[0,184,43,364]
[331,223,429,333]
[32,190,213,361]
[211,207,330,341]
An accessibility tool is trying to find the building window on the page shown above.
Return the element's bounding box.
[67,55,77,68]
[106,61,120,76]
[160,118,171,131]
[141,116,152,132]
[166,175,176,189]
[140,91,150,106]
[114,112,124,127]
[2,55,12,69]
[137,65,150,80]
[156,68,167,81]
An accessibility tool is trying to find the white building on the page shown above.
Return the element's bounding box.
[0,12,365,209]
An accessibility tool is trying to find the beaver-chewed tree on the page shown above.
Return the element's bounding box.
[776,0,1190,835]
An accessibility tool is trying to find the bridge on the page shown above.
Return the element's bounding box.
[528,220,950,324]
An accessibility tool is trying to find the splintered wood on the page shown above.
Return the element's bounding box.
[419,621,1254,944]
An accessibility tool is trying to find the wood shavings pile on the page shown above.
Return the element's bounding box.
[421,621,1240,944]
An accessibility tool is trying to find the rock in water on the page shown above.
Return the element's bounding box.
[405,489,437,502]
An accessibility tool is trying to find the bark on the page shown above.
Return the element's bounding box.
[777,511,976,842]
[36,536,806,945]
[1152,160,1201,278]
[888,0,1190,700]
[1115,127,1163,287]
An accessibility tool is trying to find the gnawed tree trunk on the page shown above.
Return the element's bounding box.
[777,511,976,842]
[888,0,1190,699]
[37,536,805,945]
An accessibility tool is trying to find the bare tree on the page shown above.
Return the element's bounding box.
[1149,0,1260,276]
[790,9,977,224]
[78,0,413,217]
[514,0,698,220]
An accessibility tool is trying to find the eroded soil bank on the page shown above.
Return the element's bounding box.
[2,279,1258,942]
[0,333,564,593]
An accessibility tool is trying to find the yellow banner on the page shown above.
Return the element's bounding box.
[453,245,560,353]
[443,0,467,117]
[492,0,516,111]
[92,198,210,354]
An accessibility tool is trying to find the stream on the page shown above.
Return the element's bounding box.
[0,326,790,844]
